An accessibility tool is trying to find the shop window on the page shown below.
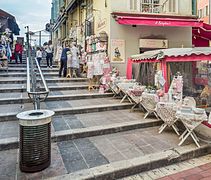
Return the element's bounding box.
[168,61,211,108]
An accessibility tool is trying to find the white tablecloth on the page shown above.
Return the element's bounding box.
[176,108,207,130]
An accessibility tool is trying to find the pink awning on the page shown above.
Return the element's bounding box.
[193,23,211,40]
[116,16,203,27]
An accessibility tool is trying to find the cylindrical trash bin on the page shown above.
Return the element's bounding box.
[17,109,54,172]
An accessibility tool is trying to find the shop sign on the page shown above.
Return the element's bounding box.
[155,21,171,26]
[139,39,168,49]
[111,39,125,63]
[97,18,107,31]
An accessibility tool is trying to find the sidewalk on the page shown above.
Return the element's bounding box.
[158,162,211,180]
[122,154,211,180]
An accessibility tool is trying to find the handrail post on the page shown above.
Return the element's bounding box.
[25,26,40,110]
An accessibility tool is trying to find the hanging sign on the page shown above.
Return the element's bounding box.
[139,39,168,49]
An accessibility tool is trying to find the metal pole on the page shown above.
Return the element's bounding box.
[39,31,42,47]
[25,26,38,110]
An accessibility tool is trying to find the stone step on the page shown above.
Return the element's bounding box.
[0,77,88,84]
[1,127,210,179]
[8,64,58,68]
[47,143,211,180]
[0,118,161,151]
[0,72,59,77]
[0,102,133,122]
[120,154,211,179]
[0,93,113,105]
[0,84,95,93]
[5,68,59,72]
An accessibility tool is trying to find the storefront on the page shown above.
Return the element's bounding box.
[127,47,211,107]
[110,12,203,76]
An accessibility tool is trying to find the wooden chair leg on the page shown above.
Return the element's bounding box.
[144,112,150,119]
[159,123,167,134]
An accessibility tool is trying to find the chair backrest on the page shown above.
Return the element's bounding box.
[183,96,196,108]
[141,93,159,112]
[156,103,176,125]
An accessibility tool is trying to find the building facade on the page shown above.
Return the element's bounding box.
[198,0,210,24]
[51,0,198,75]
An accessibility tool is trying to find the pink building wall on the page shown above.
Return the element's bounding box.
[198,0,209,23]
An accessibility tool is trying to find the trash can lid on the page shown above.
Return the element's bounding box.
[17,109,55,126]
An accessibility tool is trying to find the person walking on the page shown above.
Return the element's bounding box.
[14,41,23,64]
[45,40,53,68]
[36,47,42,66]
[59,45,70,78]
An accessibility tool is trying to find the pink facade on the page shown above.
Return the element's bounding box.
[198,0,209,23]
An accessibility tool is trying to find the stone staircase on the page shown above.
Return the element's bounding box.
[0,59,210,179]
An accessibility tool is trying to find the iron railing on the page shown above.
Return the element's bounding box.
[25,26,49,110]
[26,57,49,110]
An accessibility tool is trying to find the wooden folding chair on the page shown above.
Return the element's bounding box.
[156,102,180,135]
[140,92,159,119]
[178,118,202,148]
[117,82,136,103]
[126,88,145,111]
[176,108,207,148]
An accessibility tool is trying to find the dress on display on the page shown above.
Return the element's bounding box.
[70,46,79,69]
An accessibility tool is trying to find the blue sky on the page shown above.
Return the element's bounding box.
[0,0,51,44]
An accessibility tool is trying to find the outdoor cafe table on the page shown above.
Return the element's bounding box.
[176,107,208,148]
[156,101,180,135]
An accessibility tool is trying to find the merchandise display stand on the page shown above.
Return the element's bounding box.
[168,74,183,102]
[86,35,108,91]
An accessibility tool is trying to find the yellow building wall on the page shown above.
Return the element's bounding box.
[93,0,111,37]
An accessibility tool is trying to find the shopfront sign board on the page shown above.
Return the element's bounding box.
[139,39,168,49]
[97,18,107,31]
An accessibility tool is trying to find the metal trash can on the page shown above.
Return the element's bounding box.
[17,109,54,172]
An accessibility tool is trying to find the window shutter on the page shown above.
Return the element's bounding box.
[130,0,138,11]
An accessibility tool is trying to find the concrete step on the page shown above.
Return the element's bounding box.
[48,143,211,180]
[120,154,211,179]
[0,100,133,122]
[1,127,210,179]
[8,64,58,68]
[0,84,95,93]
[0,93,113,105]
[5,68,59,72]
[0,72,59,77]
[0,77,88,84]
[0,110,162,151]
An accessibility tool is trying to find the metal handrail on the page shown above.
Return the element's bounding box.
[27,57,49,109]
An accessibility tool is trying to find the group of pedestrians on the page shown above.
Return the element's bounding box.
[59,42,80,78]
[35,40,53,68]
[35,40,80,78]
